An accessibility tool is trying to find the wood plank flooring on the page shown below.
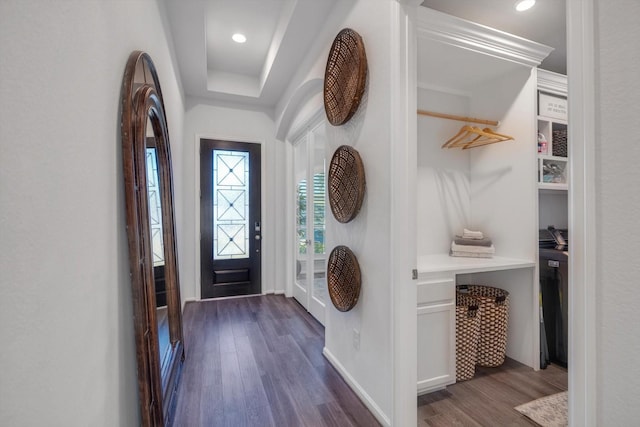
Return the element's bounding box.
[172,294,568,427]
[417,359,568,426]
[172,295,381,427]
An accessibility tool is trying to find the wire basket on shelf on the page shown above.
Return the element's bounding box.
[552,129,567,157]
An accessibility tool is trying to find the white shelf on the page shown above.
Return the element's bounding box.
[538,154,568,162]
[538,115,567,125]
[417,253,535,275]
[538,182,568,191]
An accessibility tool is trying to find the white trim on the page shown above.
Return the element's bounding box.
[287,107,325,145]
[284,141,294,298]
[274,78,324,141]
[289,114,327,326]
[390,2,418,427]
[279,84,325,301]
[567,0,597,425]
[416,7,553,68]
[194,133,268,301]
[322,347,391,427]
[537,69,568,97]
[417,81,472,98]
[181,297,196,311]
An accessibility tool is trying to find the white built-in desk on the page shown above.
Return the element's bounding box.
[417,254,535,276]
[416,254,535,395]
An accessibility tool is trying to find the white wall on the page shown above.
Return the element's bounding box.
[595,0,640,423]
[181,100,286,299]
[276,0,401,424]
[0,1,185,425]
[417,88,471,255]
[539,192,568,230]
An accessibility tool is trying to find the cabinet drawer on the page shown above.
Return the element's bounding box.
[417,277,455,305]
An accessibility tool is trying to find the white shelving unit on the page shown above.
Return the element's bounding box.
[415,8,552,395]
[537,70,569,191]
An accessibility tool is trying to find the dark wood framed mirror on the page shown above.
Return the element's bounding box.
[120,51,184,427]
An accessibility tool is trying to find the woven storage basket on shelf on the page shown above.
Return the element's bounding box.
[458,285,510,367]
[455,293,483,381]
[552,129,568,157]
[327,245,361,312]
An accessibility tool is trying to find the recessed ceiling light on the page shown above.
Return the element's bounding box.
[515,0,536,11]
[232,33,247,44]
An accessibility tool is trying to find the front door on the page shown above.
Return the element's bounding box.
[200,139,261,299]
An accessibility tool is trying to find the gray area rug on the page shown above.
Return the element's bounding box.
[514,391,568,427]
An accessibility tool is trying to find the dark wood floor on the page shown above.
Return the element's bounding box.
[172,295,381,427]
[172,294,568,427]
[417,359,568,426]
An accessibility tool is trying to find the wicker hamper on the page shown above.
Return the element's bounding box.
[458,285,510,367]
[455,293,482,381]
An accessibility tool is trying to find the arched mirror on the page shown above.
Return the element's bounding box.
[120,51,184,427]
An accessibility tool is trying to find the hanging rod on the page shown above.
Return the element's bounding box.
[417,109,499,126]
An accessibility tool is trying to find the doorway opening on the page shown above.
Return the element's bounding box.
[292,121,327,325]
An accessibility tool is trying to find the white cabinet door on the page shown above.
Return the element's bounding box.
[417,301,456,394]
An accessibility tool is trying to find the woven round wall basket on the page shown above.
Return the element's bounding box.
[328,145,366,223]
[327,245,361,312]
[324,28,368,126]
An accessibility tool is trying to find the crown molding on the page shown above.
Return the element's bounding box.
[537,68,568,96]
[416,7,553,68]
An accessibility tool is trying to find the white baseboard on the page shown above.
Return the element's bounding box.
[322,347,391,427]
[182,297,196,310]
[262,290,286,295]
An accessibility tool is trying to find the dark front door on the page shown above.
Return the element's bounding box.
[200,139,261,298]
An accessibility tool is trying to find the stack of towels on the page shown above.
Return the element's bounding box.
[450,228,495,258]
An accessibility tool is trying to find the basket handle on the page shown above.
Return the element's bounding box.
[496,295,507,304]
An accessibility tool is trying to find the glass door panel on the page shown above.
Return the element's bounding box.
[293,123,326,325]
[310,126,326,311]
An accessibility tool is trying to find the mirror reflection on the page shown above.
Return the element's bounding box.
[145,119,171,371]
[121,50,184,426]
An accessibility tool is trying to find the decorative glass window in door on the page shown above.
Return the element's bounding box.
[212,150,250,260]
[146,148,165,266]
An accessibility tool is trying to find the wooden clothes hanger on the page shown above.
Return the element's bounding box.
[418,109,514,149]
[461,128,513,149]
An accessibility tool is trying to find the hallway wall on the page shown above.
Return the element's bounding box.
[181,101,287,300]
[594,0,640,423]
[274,0,402,424]
[0,1,185,425]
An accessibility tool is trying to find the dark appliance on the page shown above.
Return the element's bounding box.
[539,226,568,368]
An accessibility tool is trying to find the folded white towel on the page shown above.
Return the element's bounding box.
[462,228,484,240]
[451,241,495,254]
[450,251,493,259]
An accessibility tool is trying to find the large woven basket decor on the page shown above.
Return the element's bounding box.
[327,245,361,312]
[328,145,366,223]
[324,28,368,126]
